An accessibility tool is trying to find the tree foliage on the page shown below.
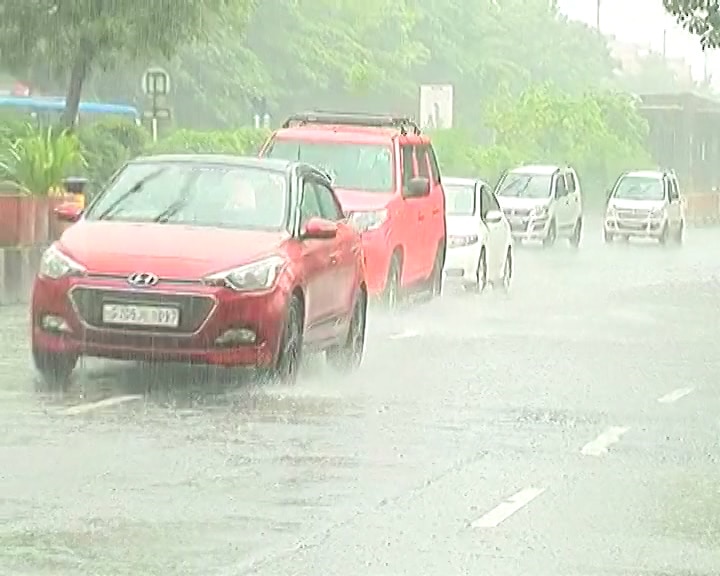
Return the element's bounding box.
[0,0,255,127]
[663,0,720,48]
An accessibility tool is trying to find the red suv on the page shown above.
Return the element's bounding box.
[31,155,367,389]
[260,112,447,306]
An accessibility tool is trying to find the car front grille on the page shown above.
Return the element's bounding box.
[69,287,215,334]
[616,209,651,220]
[503,208,531,218]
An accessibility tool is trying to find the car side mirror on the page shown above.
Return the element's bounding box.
[54,202,83,223]
[485,209,503,224]
[62,176,88,195]
[404,177,430,199]
[302,217,337,239]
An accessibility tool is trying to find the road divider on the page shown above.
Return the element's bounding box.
[581,426,630,456]
[684,193,720,226]
[471,487,546,528]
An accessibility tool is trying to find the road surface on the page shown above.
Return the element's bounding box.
[1,229,719,576]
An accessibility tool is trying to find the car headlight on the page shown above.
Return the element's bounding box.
[38,245,86,280]
[531,205,549,218]
[348,209,388,233]
[650,208,665,218]
[203,256,285,292]
[606,205,618,217]
[449,235,478,248]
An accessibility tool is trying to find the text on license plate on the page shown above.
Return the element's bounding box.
[101,303,180,327]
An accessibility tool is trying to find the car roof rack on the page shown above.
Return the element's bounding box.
[282,111,421,135]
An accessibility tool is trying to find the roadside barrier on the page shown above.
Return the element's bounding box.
[684,193,720,226]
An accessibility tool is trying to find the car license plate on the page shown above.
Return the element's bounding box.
[101,303,180,328]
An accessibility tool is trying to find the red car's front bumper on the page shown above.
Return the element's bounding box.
[31,275,289,367]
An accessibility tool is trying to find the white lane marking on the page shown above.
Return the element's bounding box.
[581,426,630,456]
[389,329,420,340]
[471,487,546,528]
[658,387,694,404]
[59,394,143,416]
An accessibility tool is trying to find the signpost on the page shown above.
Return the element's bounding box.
[419,84,454,130]
[141,67,171,142]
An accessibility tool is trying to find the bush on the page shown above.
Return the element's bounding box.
[147,128,270,156]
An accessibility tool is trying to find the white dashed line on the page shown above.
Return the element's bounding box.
[471,487,546,528]
[658,387,694,404]
[59,394,143,416]
[581,426,630,456]
[389,329,420,340]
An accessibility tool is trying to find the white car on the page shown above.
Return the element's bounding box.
[604,169,685,245]
[442,177,513,292]
[495,165,583,248]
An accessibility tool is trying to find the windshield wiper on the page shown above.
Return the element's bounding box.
[95,168,168,221]
[153,198,188,223]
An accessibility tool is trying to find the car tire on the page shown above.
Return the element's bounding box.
[326,291,367,372]
[569,217,582,247]
[32,348,77,392]
[603,230,614,243]
[659,223,669,246]
[675,221,685,245]
[491,248,512,292]
[382,253,402,309]
[428,241,445,297]
[543,220,557,248]
[266,295,304,385]
[465,248,487,293]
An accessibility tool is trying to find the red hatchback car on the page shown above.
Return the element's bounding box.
[31,155,368,389]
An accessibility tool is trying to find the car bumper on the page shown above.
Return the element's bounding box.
[31,276,289,367]
[358,227,393,295]
[507,216,550,241]
[443,243,480,283]
[604,217,665,237]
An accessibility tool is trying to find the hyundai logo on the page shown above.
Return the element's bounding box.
[127,272,159,287]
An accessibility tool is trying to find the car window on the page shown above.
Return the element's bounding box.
[668,177,680,201]
[555,174,567,197]
[496,172,553,199]
[300,180,323,228]
[415,145,430,180]
[265,139,393,193]
[566,171,577,193]
[401,144,415,190]
[312,180,345,221]
[84,162,290,231]
[427,145,441,184]
[480,185,497,219]
[444,183,476,215]
[613,175,665,201]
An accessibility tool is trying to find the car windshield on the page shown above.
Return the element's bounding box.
[612,175,665,201]
[265,139,393,192]
[84,162,289,230]
[496,172,553,199]
[444,184,476,215]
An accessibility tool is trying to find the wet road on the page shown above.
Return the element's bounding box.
[1,228,720,576]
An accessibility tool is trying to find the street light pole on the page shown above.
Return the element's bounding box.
[596,0,600,31]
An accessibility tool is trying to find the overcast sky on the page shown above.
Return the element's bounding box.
[557,0,719,83]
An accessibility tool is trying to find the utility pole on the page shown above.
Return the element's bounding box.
[662,29,667,61]
[596,0,600,31]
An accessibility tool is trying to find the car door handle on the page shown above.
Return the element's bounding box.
[432,209,440,215]
[418,214,425,221]
[329,253,339,265]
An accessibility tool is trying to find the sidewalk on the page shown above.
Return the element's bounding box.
[0,246,45,305]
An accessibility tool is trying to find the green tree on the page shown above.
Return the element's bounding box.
[0,0,255,128]
[663,0,720,48]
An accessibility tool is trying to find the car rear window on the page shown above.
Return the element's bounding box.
[265,138,393,193]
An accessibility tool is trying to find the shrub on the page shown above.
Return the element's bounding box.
[147,128,271,156]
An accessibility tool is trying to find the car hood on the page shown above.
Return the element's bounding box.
[58,221,288,278]
[608,199,665,211]
[447,215,480,237]
[334,188,393,213]
[496,196,550,211]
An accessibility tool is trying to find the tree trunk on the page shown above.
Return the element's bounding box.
[61,47,94,131]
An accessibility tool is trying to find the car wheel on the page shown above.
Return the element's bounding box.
[543,220,557,248]
[33,348,77,392]
[603,230,614,243]
[659,223,669,246]
[675,221,685,245]
[268,295,304,385]
[569,217,582,247]
[492,248,512,292]
[326,291,367,372]
[383,253,402,309]
[428,241,444,297]
[464,248,487,293]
